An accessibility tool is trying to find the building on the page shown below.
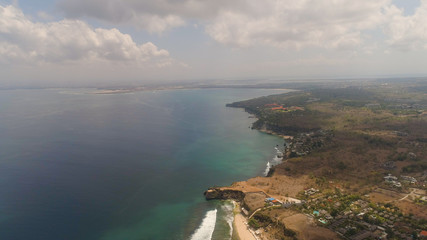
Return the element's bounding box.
[420,230,427,239]
[384,174,397,182]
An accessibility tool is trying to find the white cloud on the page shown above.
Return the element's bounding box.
[0,4,171,65]
[57,0,427,53]
[58,0,239,33]
[385,0,427,50]
[206,0,391,49]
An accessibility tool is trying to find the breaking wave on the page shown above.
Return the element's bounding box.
[263,162,271,176]
[190,209,217,240]
[221,201,235,238]
[264,147,283,176]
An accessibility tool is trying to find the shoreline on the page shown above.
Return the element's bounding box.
[90,86,295,95]
[232,202,258,240]
[207,101,301,240]
[245,113,294,140]
[208,84,427,240]
[258,128,294,140]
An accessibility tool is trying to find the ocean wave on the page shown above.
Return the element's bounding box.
[190,209,217,240]
[263,161,271,176]
[221,201,235,239]
[264,147,283,176]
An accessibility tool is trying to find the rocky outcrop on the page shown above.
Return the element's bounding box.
[204,187,245,201]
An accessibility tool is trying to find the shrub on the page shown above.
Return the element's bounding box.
[248,218,260,229]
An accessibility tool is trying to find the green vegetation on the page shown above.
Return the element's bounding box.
[248,217,261,229]
[227,79,427,240]
[228,80,427,183]
[248,211,297,239]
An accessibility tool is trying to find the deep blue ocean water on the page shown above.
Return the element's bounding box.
[0,88,289,240]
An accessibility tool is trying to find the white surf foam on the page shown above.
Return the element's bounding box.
[221,201,235,239]
[190,209,217,240]
[263,161,271,176]
[264,147,284,176]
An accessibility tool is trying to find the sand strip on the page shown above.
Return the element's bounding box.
[233,213,257,240]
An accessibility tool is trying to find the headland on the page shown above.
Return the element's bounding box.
[206,78,427,240]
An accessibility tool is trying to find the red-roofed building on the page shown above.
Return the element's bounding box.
[420,230,427,239]
[265,103,280,107]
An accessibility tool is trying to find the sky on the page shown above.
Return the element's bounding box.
[0,0,426,87]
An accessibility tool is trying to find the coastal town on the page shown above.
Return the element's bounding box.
[208,83,427,240]
[206,140,427,240]
[206,167,427,240]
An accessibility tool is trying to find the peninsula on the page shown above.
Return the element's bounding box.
[207,79,427,240]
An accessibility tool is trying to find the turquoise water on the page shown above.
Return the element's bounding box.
[0,88,289,240]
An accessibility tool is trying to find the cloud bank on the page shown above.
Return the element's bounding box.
[385,0,427,50]
[58,0,240,33]
[58,0,427,52]
[0,5,171,65]
[206,0,389,49]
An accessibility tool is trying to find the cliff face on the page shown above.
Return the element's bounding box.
[253,120,318,136]
[204,188,245,201]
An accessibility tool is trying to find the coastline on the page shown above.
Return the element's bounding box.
[246,113,294,140]
[257,128,294,140]
[206,84,427,240]
[206,93,313,240]
[208,111,291,240]
[90,86,295,95]
[206,96,320,239]
[232,202,257,240]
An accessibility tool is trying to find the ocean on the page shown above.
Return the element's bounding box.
[0,88,289,240]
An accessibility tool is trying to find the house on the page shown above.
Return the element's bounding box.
[264,103,281,107]
[305,188,319,196]
[318,218,328,224]
[350,230,372,240]
[337,228,347,235]
[384,174,397,182]
[384,174,402,187]
[401,175,417,184]
[319,209,328,215]
[292,106,304,111]
[271,106,286,111]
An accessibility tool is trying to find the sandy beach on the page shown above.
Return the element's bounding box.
[233,213,257,240]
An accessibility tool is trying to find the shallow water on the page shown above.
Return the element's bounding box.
[0,88,289,240]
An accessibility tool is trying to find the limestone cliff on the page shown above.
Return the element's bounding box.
[204,187,245,201]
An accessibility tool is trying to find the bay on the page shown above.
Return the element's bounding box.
[0,88,290,240]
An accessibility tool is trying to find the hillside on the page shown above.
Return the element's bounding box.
[220,79,427,240]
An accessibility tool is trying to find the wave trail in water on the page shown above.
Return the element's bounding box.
[190,209,217,240]
[221,202,235,239]
[263,161,271,176]
[264,147,283,176]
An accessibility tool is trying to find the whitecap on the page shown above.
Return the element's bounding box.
[264,161,271,176]
[264,147,284,176]
[221,201,235,239]
[190,209,217,240]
